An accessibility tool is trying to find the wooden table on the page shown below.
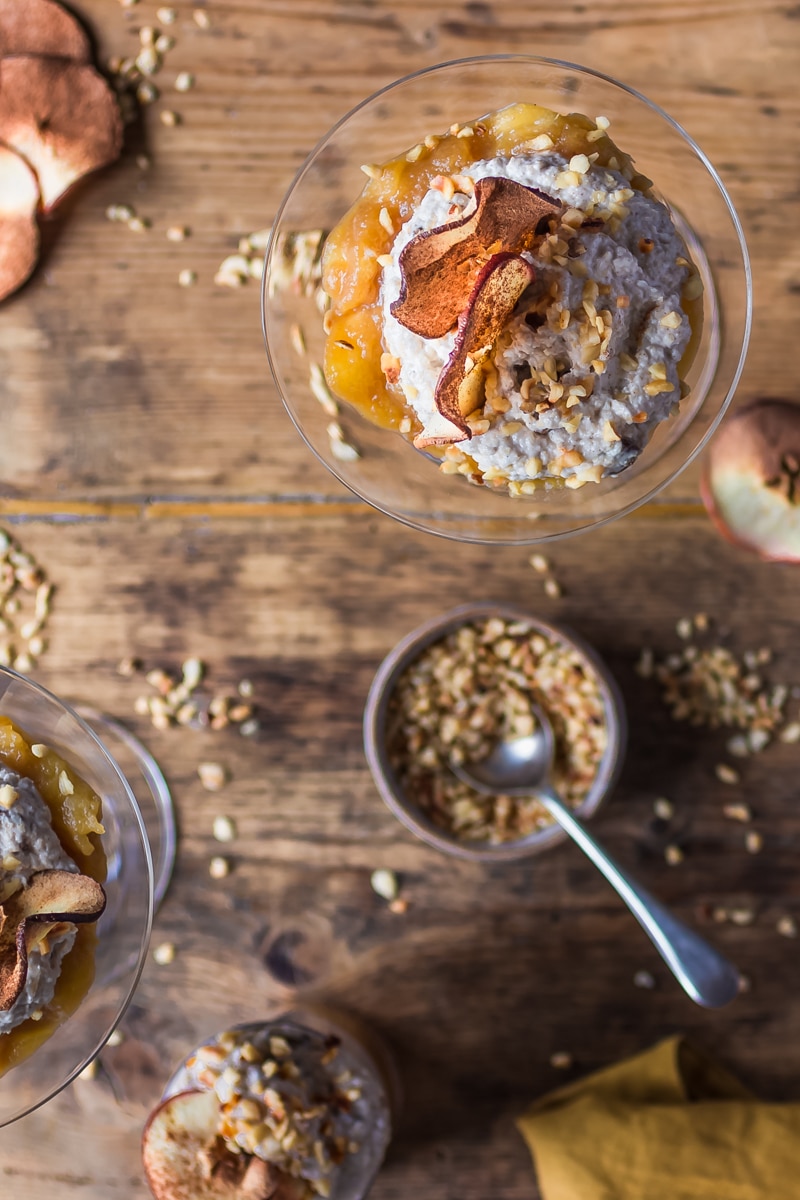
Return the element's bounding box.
[1,1,799,1196]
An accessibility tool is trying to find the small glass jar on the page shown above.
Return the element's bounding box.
[159,1007,397,1200]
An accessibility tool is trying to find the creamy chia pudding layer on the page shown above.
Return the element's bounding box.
[321,105,703,496]
[381,153,693,488]
[0,765,79,1034]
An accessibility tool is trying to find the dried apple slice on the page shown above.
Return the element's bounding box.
[142,1090,304,1200]
[0,0,91,62]
[0,55,123,211]
[427,251,535,443]
[0,869,106,1009]
[391,176,560,338]
[701,398,800,562]
[0,143,40,302]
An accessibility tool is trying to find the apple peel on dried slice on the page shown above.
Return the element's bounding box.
[0,142,40,302]
[701,398,800,563]
[0,55,123,211]
[142,1089,306,1200]
[0,868,106,1010]
[391,176,560,339]
[414,252,535,449]
[0,0,91,62]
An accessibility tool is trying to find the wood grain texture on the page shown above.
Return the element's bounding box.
[0,0,799,1196]
[0,511,798,1197]
[0,0,796,502]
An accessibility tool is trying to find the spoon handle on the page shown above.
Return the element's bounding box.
[539,789,740,1009]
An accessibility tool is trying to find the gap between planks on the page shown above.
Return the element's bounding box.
[0,498,706,522]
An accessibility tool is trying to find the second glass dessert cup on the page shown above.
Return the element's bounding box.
[263,55,751,545]
[0,668,153,1127]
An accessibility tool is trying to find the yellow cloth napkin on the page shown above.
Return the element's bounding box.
[517,1037,800,1200]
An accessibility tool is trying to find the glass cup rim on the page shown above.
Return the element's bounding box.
[0,665,155,1125]
[363,602,627,862]
[262,54,752,544]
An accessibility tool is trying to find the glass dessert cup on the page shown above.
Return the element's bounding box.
[363,604,626,862]
[0,667,153,1127]
[153,1009,397,1200]
[263,55,751,545]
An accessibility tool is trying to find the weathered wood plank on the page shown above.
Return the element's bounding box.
[0,0,796,504]
[0,509,797,1196]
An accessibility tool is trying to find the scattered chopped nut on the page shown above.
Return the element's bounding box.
[198,762,227,792]
[106,1029,125,1047]
[153,941,176,965]
[653,797,673,821]
[529,554,549,574]
[388,897,409,914]
[633,969,656,989]
[745,830,763,854]
[729,907,755,926]
[166,225,190,242]
[715,763,740,785]
[209,856,230,879]
[664,844,684,866]
[212,815,236,843]
[649,632,790,741]
[543,578,562,598]
[370,868,399,902]
[193,8,211,28]
[160,109,180,126]
[178,268,197,287]
[175,72,195,92]
[722,802,751,823]
[777,915,797,939]
[549,1051,572,1070]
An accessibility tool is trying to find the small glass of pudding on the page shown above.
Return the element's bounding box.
[143,1009,397,1200]
[0,666,153,1127]
[262,55,750,544]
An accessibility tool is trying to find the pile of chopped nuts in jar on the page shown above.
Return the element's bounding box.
[386,616,608,843]
[179,1024,365,1199]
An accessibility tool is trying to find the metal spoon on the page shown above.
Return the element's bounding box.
[452,705,741,1009]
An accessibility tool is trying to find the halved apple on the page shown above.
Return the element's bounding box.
[142,1090,304,1200]
[0,143,40,302]
[701,398,800,562]
[0,55,122,211]
[0,0,91,62]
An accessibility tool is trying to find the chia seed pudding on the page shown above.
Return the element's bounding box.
[162,1015,394,1200]
[0,765,79,1033]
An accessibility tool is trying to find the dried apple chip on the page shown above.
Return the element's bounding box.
[0,868,106,1010]
[0,55,123,211]
[391,176,560,338]
[0,143,40,302]
[431,252,535,440]
[0,0,91,62]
